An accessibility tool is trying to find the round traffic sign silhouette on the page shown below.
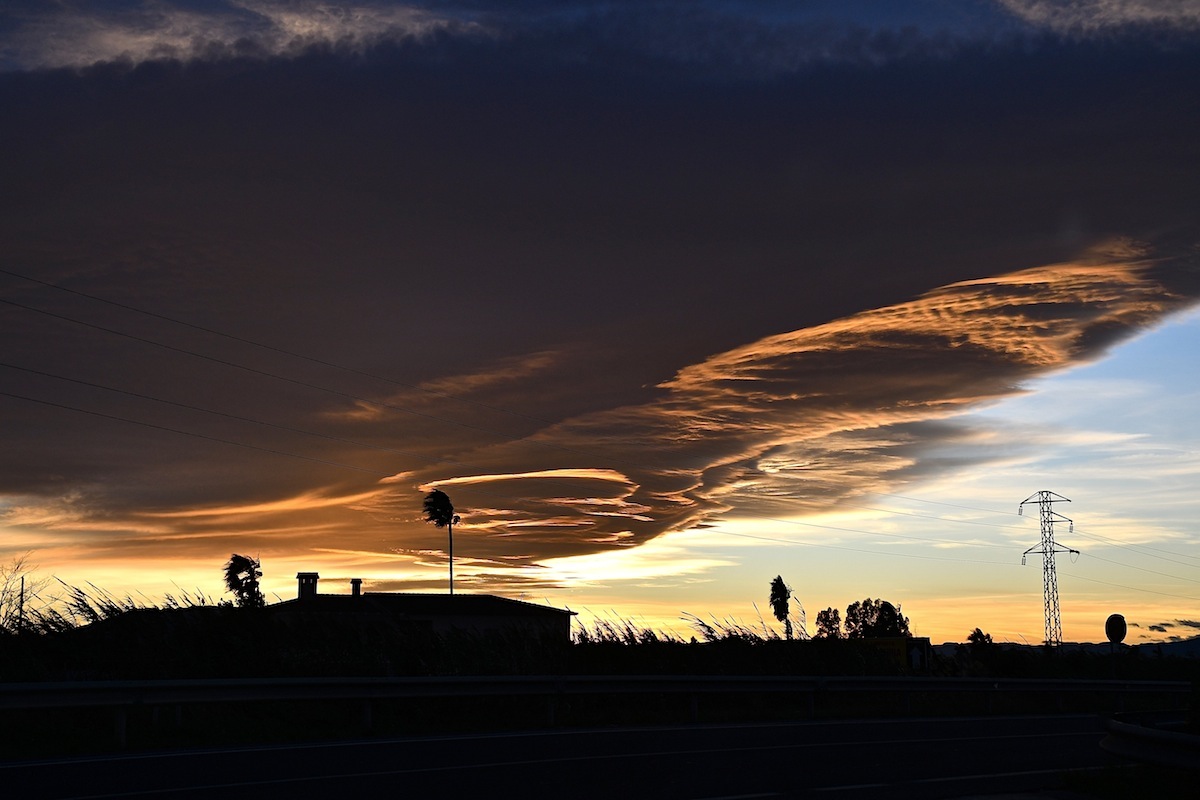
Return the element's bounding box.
[1105,613,1126,644]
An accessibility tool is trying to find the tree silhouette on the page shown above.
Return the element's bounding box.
[223,554,264,608]
[815,607,842,639]
[967,627,993,651]
[768,575,793,640]
[423,489,461,594]
[844,597,910,638]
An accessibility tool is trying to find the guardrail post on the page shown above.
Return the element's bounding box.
[361,699,374,731]
[689,693,699,723]
[114,706,128,748]
[546,683,560,728]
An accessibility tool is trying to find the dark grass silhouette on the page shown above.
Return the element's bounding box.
[1,586,1197,758]
[3,584,1199,682]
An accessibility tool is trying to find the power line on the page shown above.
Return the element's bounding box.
[0,388,652,524]
[0,295,669,473]
[0,372,720,538]
[1058,570,1200,603]
[0,382,646,523]
[1076,551,1200,585]
[704,528,1015,566]
[0,360,439,464]
[872,491,1019,517]
[721,510,1013,550]
[0,359,683,515]
[1,295,613,458]
[0,266,561,428]
[878,488,1200,572]
[0,391,389,475]
[826,501,1027,532]
[1071,526,1200,567]
[876,492,1200,569]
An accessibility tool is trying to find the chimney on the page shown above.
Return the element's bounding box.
[297,572,319,600]
[350,578,362,598]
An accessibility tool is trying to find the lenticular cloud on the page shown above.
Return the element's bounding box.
[378,242,1197,563]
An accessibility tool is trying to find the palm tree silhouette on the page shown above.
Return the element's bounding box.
[769,575,793,640]
[423,489,461,594]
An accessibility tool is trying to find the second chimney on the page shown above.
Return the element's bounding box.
[297,572,319,600]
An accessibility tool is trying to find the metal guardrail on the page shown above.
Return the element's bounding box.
[1,675,1191,747]
[1101,711,1200,770]
[1,674,1191,707]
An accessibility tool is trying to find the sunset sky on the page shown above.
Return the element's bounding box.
[2,1,1199,645]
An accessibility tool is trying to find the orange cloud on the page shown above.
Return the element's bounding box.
[146,487,388,518]
[423,467,629,488]
[387,242,1193,571]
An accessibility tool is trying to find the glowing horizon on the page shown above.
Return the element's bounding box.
[9,273,1199,646]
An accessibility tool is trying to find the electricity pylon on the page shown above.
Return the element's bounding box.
[1020,491,1079,647]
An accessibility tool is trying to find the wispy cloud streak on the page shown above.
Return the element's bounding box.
[998,0,1200,31]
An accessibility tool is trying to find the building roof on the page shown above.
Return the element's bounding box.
[272,592,575,618]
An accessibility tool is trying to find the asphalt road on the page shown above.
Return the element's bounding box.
[2,714,1121,799]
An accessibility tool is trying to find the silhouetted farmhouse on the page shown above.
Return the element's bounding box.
[6,575,574,681]
[270,573,575,642]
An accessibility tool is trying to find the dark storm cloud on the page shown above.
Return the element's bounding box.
[0,1,475,72]
[1,6,1199,587]
[3,1,1198,74]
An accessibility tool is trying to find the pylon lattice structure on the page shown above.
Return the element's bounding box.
[1020,491,1080,647]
